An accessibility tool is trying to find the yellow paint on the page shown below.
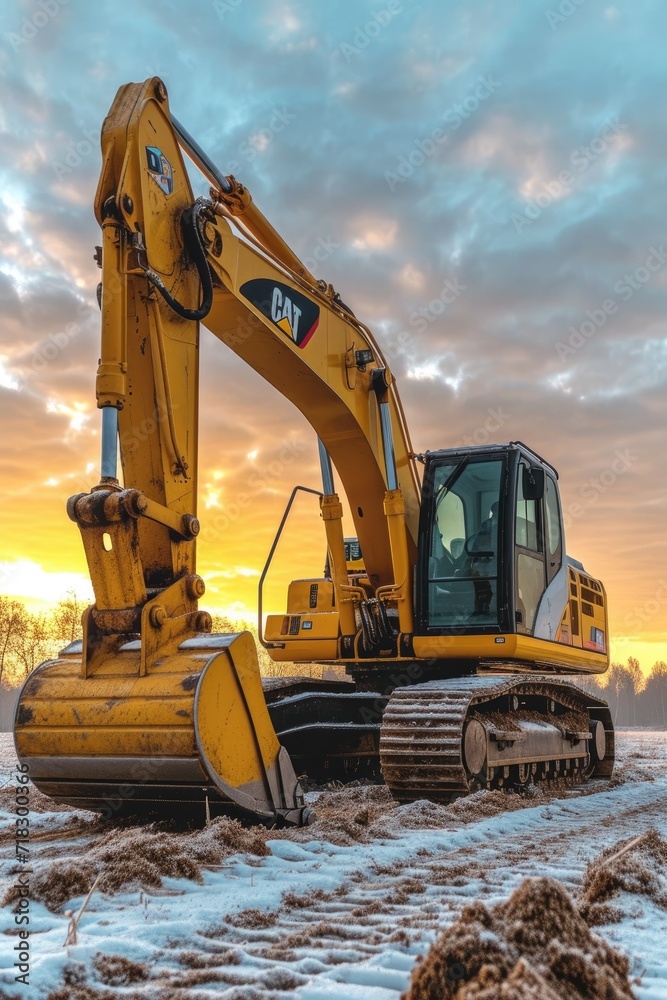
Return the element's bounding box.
[15,632,293,814]
[412,633,607,673]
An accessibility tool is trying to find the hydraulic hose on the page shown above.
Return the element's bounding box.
[144,198,213,321]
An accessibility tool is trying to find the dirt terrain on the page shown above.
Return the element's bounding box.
[0,730,666,999]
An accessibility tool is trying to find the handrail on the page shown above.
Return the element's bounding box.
[257,486,322,649]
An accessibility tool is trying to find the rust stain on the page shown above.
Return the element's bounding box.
[16,705,34,726]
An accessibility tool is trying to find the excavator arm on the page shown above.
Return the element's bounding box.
[13,78,422,822]
[89,77,422,659]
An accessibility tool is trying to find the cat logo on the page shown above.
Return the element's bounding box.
[239,278,319,348]
[145,146,173,195]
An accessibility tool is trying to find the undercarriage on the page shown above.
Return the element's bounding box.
[266,671,614,800]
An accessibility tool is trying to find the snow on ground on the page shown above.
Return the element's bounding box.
[0,730,666,998]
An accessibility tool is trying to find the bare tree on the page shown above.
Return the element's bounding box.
[626,657,644,726]
[639,661,667,727]
[0,597,27,686]
[13,612,54,682]
[51,590,85,647]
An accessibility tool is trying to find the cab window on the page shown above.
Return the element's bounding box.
[544,476,562,583]
[427,457,504,628]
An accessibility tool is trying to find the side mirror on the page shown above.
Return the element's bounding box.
[523,466,545,501]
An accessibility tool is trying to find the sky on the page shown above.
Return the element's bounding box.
[0,0,665,670]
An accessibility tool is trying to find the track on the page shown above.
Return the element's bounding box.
[380,675,614,802]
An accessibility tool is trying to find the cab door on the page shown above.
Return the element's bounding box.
[514,460,547,634]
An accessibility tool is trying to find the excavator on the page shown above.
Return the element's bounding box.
[14,79,614,825]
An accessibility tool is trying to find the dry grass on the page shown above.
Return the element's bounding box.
[404,877,633,1000]
[227,907,278,929]
[259,968,306,990]
[447,787,540,823]
[369,787,538,838]
[92,954,148,987]
[177,949,242,967]
[3,816,270,912]
[281,886,331,909]
[609,761,656,787]
[45,986,145,1000]
[580,828,667,924]
[282,782,395,846]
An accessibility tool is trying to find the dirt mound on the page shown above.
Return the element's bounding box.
[446,787,541,824]
[403,877,633,1000]
[369,788,540,838]
[3,816,269,912]
[375,798,453,832]
[580,829,667,925]
[284,783,395,845]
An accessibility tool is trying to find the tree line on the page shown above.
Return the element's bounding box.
[577,658,667,728]
[1,594,664,729]
[0,592,85,688]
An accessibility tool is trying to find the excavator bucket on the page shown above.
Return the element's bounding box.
[14,632,309,825]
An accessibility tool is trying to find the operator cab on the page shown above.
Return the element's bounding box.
[416,442,573,640]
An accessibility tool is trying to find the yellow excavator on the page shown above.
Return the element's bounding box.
[14,79,614,825]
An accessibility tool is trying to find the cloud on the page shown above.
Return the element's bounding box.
[0,0,665,662]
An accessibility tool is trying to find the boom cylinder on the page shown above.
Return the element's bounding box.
[100,406,119,481]
[318,438,335,495]
[95,220,128,409]
[383,489,415,634]
[378,399,399,491]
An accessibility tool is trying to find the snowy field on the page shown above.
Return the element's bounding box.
[0,730,666,998]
